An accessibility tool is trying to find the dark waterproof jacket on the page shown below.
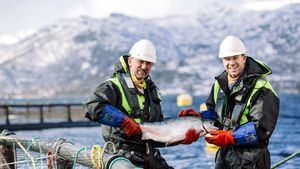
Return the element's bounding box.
[206,57,279,169]
[85,55,172,169]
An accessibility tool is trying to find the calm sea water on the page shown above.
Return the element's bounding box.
[14,94,300,169]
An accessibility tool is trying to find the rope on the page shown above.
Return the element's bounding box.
[47,151,54,169]
[90,141,117,169]
[13,140,16,168]
[0,129,15,136]
[0,135,122,168]
[91,145,103,169]
[26,138,44,169]
[72,147,90,169]
[53,137,74,155]
[271,150,300,169]
[52,137,73,164]
[0,154,56,167]
[14,138,36,169]
[26,138,37,151]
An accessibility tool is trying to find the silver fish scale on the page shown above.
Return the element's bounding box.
[140,116,217,145]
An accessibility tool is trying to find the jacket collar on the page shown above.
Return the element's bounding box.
[113,55,129,76]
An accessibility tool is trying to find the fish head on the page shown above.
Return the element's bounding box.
[202,120,219,133]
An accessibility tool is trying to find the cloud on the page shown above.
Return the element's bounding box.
[65,0,203,19]
[0,0,204,43]
[242,0,300,11]
[6,0,297,40]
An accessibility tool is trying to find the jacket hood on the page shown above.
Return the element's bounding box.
[245,57,272,77]
[113,55,130,76]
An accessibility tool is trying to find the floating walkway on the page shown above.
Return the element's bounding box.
[0,103,99,131]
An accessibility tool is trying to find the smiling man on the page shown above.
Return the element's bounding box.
[85,39,173,169]
[178,35,279,168]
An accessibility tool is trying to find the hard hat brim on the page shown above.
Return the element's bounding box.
[219,52,247,58]
[130,54,156,63]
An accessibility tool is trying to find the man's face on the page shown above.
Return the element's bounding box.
[128,57,153,80]
[222,55,247,78]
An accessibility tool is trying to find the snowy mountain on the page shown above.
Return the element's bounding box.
[0,4,299,98]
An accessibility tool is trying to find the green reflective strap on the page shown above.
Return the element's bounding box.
[213,81,225,122]
[213,81,220,104]
[134,118,141,123]
[264,80,277,96]
[109,77,143,123]
[109,78,131,113]
[246,78,276,107]
[239,107,249,125]
[137,94,145,122]
[137,94,145,110]
[241,78,276,125]
[119,56,128,73]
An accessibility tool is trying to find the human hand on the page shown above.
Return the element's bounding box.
[181,129,200,144]
[177,108,200,117]
[205,130,235,147]
[121,117,142,137]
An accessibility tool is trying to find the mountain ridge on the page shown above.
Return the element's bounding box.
[1,4,299,98]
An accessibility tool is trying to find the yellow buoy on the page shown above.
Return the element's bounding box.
[177,93,193,107]
[199,103,207,112]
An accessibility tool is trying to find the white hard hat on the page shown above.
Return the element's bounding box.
[219,35,247,58]
[129,39,157,63]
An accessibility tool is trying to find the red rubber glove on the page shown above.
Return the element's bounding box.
[177,108,200,117]
[205,130,235,148]
[121,117,142,137]
[182,129,200,144]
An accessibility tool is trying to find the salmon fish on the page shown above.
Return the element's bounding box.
[140,116,218,145]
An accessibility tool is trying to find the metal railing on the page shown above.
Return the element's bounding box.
[0,103,98,130]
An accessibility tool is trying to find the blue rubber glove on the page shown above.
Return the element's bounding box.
[98,105,141,137]
[98,105,126,127]
[233,122,258,145]
[200,109,217,120]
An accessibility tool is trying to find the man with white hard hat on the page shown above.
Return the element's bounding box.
[85,39,173,168]
[178,35,279,169]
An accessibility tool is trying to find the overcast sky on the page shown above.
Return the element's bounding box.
[0,0,299,44]
[0,0,209,34]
